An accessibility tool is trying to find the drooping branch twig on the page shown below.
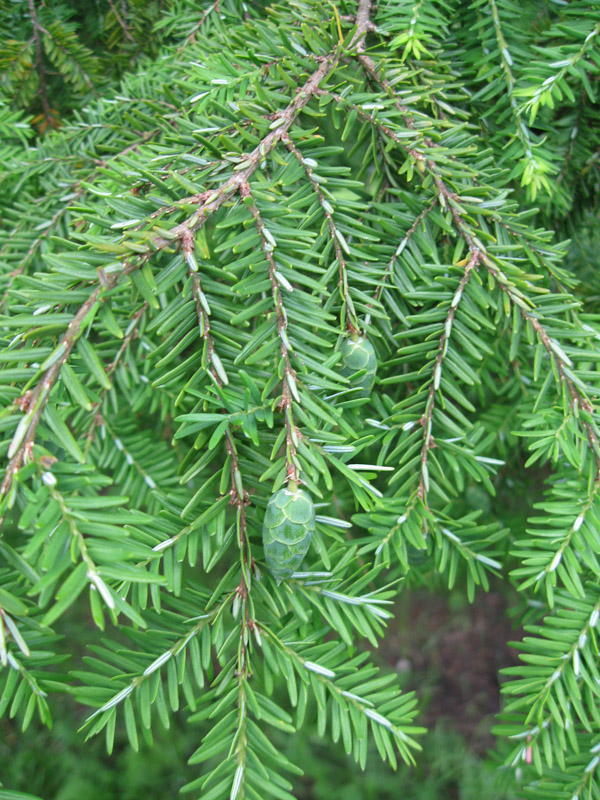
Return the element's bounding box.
[83,303,148,455]
[106,0,135,43]
[3,286,103,499]
[85,609,222,723]
[418,251,481,500]
[176,1,221,54]
[365,197,436,328]
[48,481,115,609]
[27,0,51,121]
[353,0,374,52]
[488,0,535,167]
[242,182,301,484]
[283,134,359,332]
[520,20,600,121]
[183,229,253,680]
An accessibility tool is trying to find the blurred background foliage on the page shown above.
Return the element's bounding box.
[0,0,273,128]
[0,0,169,130]
[0,715,517,800]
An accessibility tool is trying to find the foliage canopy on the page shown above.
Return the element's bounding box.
[1,0,600,798]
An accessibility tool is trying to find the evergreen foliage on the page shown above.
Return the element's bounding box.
[1,0,600,797]
[0,0,182,126]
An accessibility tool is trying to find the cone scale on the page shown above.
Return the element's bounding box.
[340,335,377,396]
[262,484,315,582]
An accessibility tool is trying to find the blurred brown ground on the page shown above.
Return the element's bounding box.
[382,589,521,753]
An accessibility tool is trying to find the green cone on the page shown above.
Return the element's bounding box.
[262,485,315,581]
[340,335,377,396]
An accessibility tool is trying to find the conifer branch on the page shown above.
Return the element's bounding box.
[494,220,571,293]
[85,610,220,722]
[4,3,600,794]
[418,251,481,501]
[440,179,600,473]
[521,314,600,472]
[365,198,436,327]
[182,231,224,387]
[0,639,47,717]
[227,428,252,680]
[488,0,535,163]
[263,625,419,764]
[353,0,374,52]
[230,677,249,799]
[519,19,600,122]
[27,0,51,121]
[83,303,148,455]
[106,0,135,44]
[227,446,252,797]
[242,182,300,484]
[182,230,252,673]
[283,134,359,331]
[2,284,103,500]
[176,1,221,53]
[47,481,115,610]
[151,52,339,250]
[520,597,600,728]
[501,588,600,777]
[1,201,71,313]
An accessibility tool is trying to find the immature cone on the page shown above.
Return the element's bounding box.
[262,484,315,582]
[340,334,377,396]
